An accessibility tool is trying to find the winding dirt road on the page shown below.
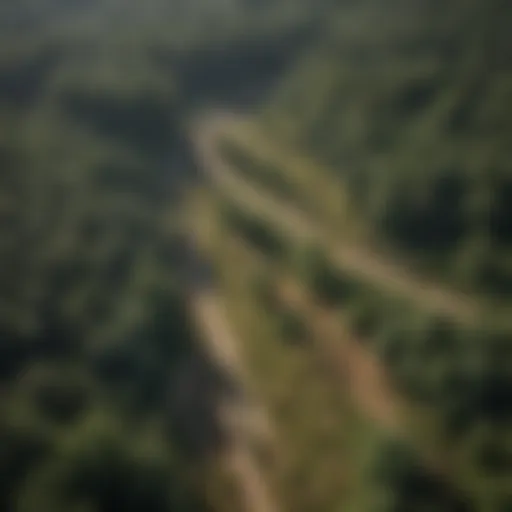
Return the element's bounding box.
[186,109,479,510]
[190,111,478,323]
[188,287,279,512]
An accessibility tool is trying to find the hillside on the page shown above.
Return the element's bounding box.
[187,2,512,508]
[192,107,512,511]
[2,0,511,510]
[263,0,512,297]
[0,1,336,510]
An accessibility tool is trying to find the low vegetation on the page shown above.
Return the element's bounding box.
[204,192,477,511]
[201,196,360,511]
[263,0,512,299]
[217,200,289,261]
[3,0,510,510]
[219,137,302,206]
[215,192,511,509]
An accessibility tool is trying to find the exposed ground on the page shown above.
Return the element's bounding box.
[190,110,478,323]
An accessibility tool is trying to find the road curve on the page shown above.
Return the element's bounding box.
[189,110,478,323]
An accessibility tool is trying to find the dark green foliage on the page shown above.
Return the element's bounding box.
[266,0,512,298]
[16,413,200,512]
[0,7,205,510]
[0,408,55,512]
[19,364,92,424]
[262,3,512,504]
[0,1,341,508]
[4,0,511,510]
[360,436,470,512]
[219,138,300,205]
[381,167,468,254]
[61,89,175,156]
[220,201,288,260]
[0,43,62,106]
[292,244,358,305]
[346,293,387,340]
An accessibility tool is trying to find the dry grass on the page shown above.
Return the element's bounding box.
[185,189,379,512]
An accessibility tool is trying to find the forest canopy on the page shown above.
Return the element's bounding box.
[1,0,511,511]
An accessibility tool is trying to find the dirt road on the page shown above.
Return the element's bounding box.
[188,289,279,512]
[188,110,472,509]
[190,111,478,323]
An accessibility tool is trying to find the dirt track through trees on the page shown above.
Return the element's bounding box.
[189,291,280,512]
[191,111,478,323]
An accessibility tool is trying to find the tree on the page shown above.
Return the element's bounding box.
[17,412,200,512]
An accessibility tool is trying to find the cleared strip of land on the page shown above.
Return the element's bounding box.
[190,111,478,323]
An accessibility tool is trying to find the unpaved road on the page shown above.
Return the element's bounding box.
[190,291,275,445]
[190,111,478,323]
[188,110,472,510]
[277,278,470,508]
[188,288,279,512]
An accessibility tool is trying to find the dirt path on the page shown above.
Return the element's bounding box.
[188,109,470,506]
[225,445,279,512]
[276,277,453,481]
[277,278,403,433]
[189,290,279,512]
[190,111,478,323]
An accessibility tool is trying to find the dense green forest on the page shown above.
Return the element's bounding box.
[0,12,200,512]
[2,0,511,511]
[239,0,511,508]
[264,0,512,297]
[0,0,336,510]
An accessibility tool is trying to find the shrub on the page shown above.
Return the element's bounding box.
[345,291,388,340]
[219,200,288,259]
[278,310,308,345]
[18,363,92,424]
[292,243,357,305]
[361,435,467,512]
[219,138,299,203]
[16,412,198,512]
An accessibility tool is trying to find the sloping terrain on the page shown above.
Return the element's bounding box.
[263,0,512,298]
